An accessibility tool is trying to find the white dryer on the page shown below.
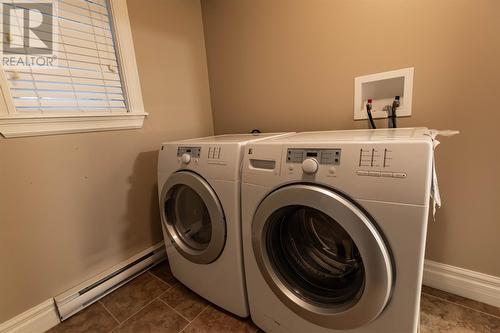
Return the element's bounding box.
[241,128,434,332]
[157,133,293,317]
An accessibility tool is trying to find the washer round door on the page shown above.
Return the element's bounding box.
[252,184,393,330]
[161,171,226,264]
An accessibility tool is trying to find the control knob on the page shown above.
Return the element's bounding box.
[302,158,319,174]
[181,153,191,164]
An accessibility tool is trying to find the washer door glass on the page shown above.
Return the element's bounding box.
[166,184,212,250]
[252,184,392,330]
[161,171,226,264]
[267,206,364,307]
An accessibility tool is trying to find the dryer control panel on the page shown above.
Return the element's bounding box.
[177,146,201,158]
[286,148,341,165]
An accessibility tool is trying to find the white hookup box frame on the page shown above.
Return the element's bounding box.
[354,67,414,120]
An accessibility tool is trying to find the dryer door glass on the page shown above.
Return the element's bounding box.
[166,184,212,250]
[162,171,226,264]
[266,206,364,307]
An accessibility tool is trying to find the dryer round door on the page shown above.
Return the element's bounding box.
[252,184,393,330]
[161,171,226,264]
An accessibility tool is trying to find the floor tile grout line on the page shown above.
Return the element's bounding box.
[154,282,180,303]
[147,270,174,289]
[106,288,175,333]
[105,286,199,333]
[103,273,175,333]
[98,300,121,326]
[422,292,500,319]
[179,304,210,333]
[178,320,192,333]
[158,297,193,324]
[108,296,163,332]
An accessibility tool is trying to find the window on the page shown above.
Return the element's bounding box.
[0,0,146,138]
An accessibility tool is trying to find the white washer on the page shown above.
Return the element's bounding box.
[241,128,434,332]
[157,133,293,317]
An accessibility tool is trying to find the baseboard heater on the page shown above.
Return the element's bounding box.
[54,243,166,321]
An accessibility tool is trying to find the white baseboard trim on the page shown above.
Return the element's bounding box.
[423,259,500,308]
[0,299,59,333]
[0,242,167,333]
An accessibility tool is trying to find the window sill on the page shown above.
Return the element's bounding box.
[0,113,148,138]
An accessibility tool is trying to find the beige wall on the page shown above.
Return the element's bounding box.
[201,0,500,276]
[0,0,213,322]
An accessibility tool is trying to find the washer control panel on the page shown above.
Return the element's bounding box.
[286,148,341,165]
[356,170,407,178]
[358,148,394,168]
[357,147,407,178]
[207,146,222,159]
[177,146,201,158]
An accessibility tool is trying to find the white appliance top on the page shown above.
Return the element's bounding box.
[242,127,435,206]
[158,132,295,182]
[263,128,431,143]
[165,133,291,145]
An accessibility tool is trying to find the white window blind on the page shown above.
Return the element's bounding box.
[3,0,127,113]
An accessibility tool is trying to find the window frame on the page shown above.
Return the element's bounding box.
[0,0,147,138]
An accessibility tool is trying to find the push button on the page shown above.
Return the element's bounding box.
[356,170,369,176]
[368,171,381,177]
[380,172,393,178]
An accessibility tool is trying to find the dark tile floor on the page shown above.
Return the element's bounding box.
[47,260,500,333]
